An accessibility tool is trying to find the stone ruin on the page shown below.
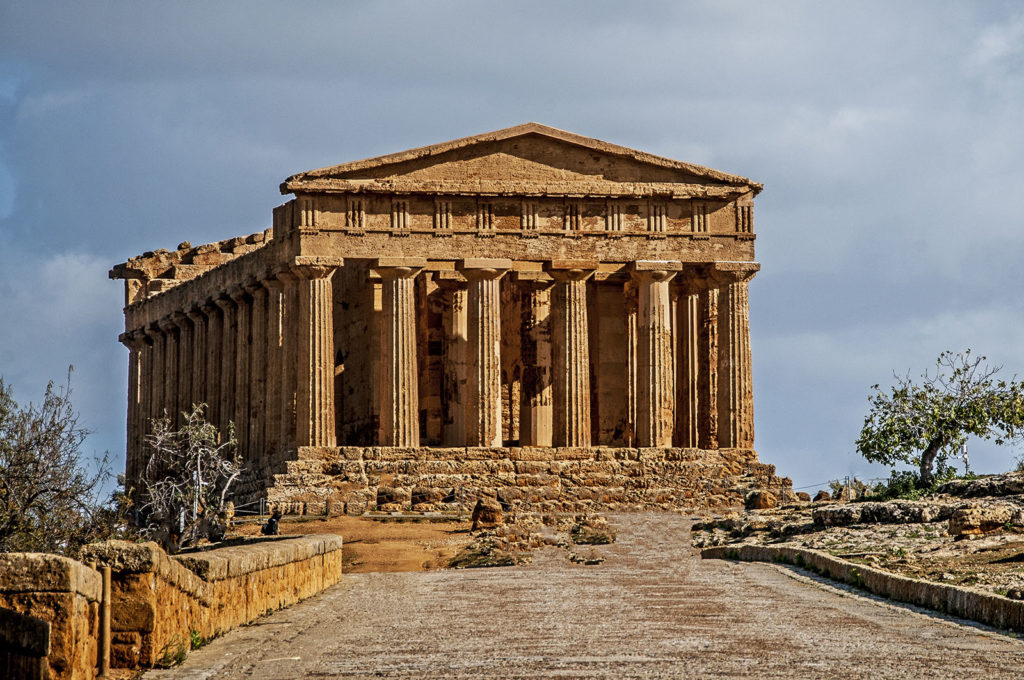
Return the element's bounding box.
[110,123,792,514]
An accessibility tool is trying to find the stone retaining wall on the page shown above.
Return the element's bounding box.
[81,534,343,669]
[0,553,101,680]
[0,606,52,680]
[263,445,793,514]
[701,544,1024,633]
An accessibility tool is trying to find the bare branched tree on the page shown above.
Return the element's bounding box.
[0,369,110,555]
[138,404,243,552]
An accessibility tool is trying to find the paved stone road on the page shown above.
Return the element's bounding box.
[147,514,1024,679]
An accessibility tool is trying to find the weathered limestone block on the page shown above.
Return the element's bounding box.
[949,504,1018,537]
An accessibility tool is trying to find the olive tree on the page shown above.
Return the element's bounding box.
[0,371,110,555]
[137,405,243,552]
[857,350,1024,487]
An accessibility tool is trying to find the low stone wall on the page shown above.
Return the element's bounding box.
[264,445,793,514]
[0,606,52,680]
[702,544,1024,633]
[81,534,343,669]
[0,553,101,680]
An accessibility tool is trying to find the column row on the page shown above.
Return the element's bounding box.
[369,258,754,450]
[121,262,340,486]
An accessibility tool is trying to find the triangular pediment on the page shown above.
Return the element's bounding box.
[281,123,761,197]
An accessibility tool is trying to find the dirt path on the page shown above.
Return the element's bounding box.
[145,514,1024,679]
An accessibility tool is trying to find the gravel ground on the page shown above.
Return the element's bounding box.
[145,513,1024,679]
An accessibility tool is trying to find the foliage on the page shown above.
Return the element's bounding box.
[856,350,1024,487]
[138,404,243,553]
[0,370,111,556]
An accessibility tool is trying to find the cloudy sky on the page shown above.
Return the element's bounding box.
[2,1,1023,492]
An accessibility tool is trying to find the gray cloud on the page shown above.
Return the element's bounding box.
[2,1,1023,491]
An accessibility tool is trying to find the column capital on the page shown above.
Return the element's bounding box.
[546,259,597,282]
[157,316,177,333]
[514,270,554,290]
[119,329,148,349]
[711,261,760,284]
[290,263,336,280]
[186,306,204,324]
[373,257,425,280]
[144,322,162,341]
[227,284,249,303]
[243,277,265,297]
[170,310,190,329]
[631,260,681,284]
[212,293,236,312]
[459,258,511,281]
[200,298,219,316]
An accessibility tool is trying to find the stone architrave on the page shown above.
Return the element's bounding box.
[714,263,758,448]
[374,258,424,447]
[291,261,339,448]
[631,261,682,447]
[516,272,554,447]
[547,260,597,447]
[436,272,468,447]
[459,258,511,447]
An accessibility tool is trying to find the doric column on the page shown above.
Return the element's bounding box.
[187,307,207,416]
[436,272,468,447]
[228,285,251,457]
[245,279,268,460]
[715,264,758,448]
[516,272,554,447]
[547,260,596,447]
[459,258,511,447]
[171,311,192,423]
[213,295,237,439]
[631,261,681,447]
[290,261,338,448]
[674,273,701,448]
[135,330,154,464]
[374,258,424,447]
[157,316,179,425]
[263,275,284,454]
[120,330,146,485]
[276,267,298,450]
[624,279,638,446]
[143,324,163,426]
[696,271,719,450]
[200,300,222,428]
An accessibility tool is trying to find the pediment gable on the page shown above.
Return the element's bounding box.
[281,123,761,197]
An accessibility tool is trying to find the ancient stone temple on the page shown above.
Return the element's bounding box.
[111,123,791,512]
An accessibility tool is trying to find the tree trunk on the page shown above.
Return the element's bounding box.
[919,436,944,487]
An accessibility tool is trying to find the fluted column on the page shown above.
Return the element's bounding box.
[675,274,701,448]
[263,275,284,454]
[228,285,251,456]
[459,258,511,447]
[120,330,146,485]
[631,261,681,447]
[716,264,758,448]
[436,273,468,447]
[187,308,207,416]
[144,324,164,426]
[157,317,179,424]
[136,330,154,457]
[375,258,424,447]
[213,295,237,439]
[201,300,222,428]
[245,279,268,460]
[697,273,719,450]
[547,260,596,447]
[171,311,191,423]
[516,273,554,447]
[291,262,338,448]
[276,267,298,450]
[624,280,638,447]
